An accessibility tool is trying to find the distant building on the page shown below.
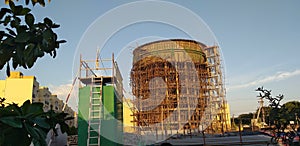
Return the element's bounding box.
[0,71,76,127]
[123,98,135,133]
[34,86,52,111]
[0,71,39,105]
[208,102,231,133]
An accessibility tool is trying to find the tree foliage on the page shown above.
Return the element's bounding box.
[0,1,70,145]
[5,0,51,7]
[236,113,254,125]
[0,0,66,76]
[255,87,300,130]
[255,86,283,108]
[279,101,300,124]
[0,98,73,146]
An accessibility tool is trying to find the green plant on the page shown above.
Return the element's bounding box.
[0,98,73,146]
[0,1,66,76]
[256,87,300,131]
[0,1,70,145]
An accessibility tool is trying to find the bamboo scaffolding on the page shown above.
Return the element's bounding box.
[130,39,213,137]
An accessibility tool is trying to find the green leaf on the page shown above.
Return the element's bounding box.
[0,31,5,39]
[52,23,60,28]
[60,122,69,134]
[33,118,50,129]
[3,36,15,46]
[28,102,44,114]
[20,8,31,15]
[5,28,16,36]
[0,128,32,146]
[20,100,44,119]
[13,5,24,16]
[21,100,31,114]
[34,44,44,57]
[44,17,52,26]
[0,104,18,117]
[25,13,34,27]
[9,1,15,12]
[32,139,41,146]
[4,15,11,26]
[10,20,19,28]
[27,58,36,68]
[16,25,28,34]
[0,8,11,20]
[37,22,46,28]
[24,123,41,141]
[12,57,19,69]
[0,47,13,69]
[64,116,74,121]
[15,16,21,23]
[10,103,22,114]
[6,62,10,77]
[57,40,66,44]
[25,43,35,54]
[42,28,53,40]
[14,44,26,67]
[0,64,4,71]
[33,127,47,145]
[0,116,22,128]
[15,32,31,43]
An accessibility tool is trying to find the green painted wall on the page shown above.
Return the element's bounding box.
[78,85,123,146]
[78,86,89,146]
[103,86,115,120]
[102,86,123,146]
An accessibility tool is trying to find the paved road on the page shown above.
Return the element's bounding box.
[158,135,277,146]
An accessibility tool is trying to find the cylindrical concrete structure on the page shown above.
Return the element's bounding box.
[130,39,210,136]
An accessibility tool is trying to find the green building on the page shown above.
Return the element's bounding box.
[78,56,123,146]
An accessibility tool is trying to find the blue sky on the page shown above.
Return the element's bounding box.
[1,0,299,116]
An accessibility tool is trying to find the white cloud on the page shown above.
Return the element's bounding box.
[227,69,300,91]
[47,83,78,111]
[48,84,71,99]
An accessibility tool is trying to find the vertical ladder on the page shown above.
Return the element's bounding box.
[87,77,103,146]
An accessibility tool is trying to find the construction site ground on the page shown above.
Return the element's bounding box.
[154,132,299,146]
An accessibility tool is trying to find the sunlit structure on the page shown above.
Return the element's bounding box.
[77,55,123,146]
[130,39,228,141]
